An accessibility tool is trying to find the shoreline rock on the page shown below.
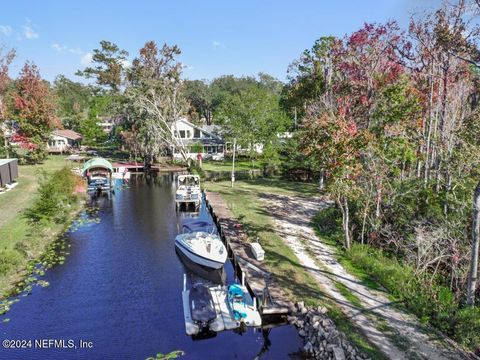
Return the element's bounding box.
[291,302,370,360]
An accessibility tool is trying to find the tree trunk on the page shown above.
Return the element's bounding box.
[319,169,325,191]
[361,201,369,245]
[467,181,480,306]
[338,196,351,250]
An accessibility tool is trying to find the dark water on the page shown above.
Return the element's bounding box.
[0,174,302,360]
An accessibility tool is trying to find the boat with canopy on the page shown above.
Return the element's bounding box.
[82,157,114,193]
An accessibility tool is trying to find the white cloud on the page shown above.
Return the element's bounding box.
[68,47,82,55]
[80,52,93,66]
[0,25,12,36]
[24,25,39,39]
[51,43,67,52]
[120,59,131,68]
[53,44,86,62]
[212,40,225,48]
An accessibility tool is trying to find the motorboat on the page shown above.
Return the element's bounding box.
[175,247,227,285]
[189,283,217,329]
[175,221,227,270]
[175,175,202,209]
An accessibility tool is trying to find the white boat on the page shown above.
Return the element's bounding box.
[175,221,227,269]
[175,175,202,209]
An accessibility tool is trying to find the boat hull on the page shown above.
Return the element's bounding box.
[175,240,225,270]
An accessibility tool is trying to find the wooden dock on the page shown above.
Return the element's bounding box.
[205,192,293,316]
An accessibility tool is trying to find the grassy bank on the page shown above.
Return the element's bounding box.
[312,208,480,353]
[202,159,263,172]
[204,179,386,359]
[0,158,84,298]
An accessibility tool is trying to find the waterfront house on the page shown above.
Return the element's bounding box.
[47,129,83,154]
[170,118,225,160]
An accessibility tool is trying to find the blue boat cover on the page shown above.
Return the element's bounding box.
[228,284,245,297]
[183,221,213,232]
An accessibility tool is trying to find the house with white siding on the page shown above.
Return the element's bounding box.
[47,129,83,153]
[170,118,225,160]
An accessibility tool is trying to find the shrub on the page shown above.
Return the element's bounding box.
[0,249,22,275]
[24,168,79,224]
[455,307,480,352]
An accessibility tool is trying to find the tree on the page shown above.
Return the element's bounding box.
[53,75,91,131]
[12,62,60,162]
[76,40,129,92]
[301,113,365,249]
[215,84,289,160]
[282,37,336,119]
[0,46,15,157]
[184,79,213,124]
[125,40,188,162]
[467,181,480,305]
[80,116,106,146]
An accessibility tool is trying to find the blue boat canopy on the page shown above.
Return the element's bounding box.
[82,157,113,176]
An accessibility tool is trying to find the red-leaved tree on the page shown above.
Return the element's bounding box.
[13,62,60,162]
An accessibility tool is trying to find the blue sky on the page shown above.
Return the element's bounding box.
[0,0,441,83]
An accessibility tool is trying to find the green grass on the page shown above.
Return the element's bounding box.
[312,208,480,353]
[0,156,67,230]
[202,159,263,172]
[0,156,83,297]
[204,179,386,359]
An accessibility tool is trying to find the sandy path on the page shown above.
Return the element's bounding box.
[261,193,471,360]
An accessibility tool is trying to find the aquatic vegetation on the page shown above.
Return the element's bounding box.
[0,235,72,317]
[68,207,101,233]
[146,350,185,360]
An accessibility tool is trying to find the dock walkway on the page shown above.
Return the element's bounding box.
[205,192,293,315]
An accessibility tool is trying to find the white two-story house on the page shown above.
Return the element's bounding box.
[171,118,225,160]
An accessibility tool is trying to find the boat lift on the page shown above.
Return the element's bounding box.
[182,274,261,336]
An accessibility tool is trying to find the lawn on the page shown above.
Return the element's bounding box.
[0,155,79,296]
[203,178,385,359]
[201,159,263,172]
[0,156,68,229]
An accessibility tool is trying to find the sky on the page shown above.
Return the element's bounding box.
[0,0,442,84]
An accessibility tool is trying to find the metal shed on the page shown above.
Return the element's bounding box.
[0,158,18,187]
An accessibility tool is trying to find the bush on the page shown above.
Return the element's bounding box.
[24,168,79,224]
[0,249,22,275]
[343,243,479,351]
[455,307,480,352]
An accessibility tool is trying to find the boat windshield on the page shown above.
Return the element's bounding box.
[183,221,216,234]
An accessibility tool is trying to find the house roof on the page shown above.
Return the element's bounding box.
[55,129,82,141]
[174,118,223,140]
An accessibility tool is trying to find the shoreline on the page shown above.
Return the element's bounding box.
[0,195,86,302]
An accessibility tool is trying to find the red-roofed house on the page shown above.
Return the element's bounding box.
[47,129,83,153]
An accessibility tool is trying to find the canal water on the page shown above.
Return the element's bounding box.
[0,174,303,360]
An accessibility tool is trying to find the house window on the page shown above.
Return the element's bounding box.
[174,130,179,138]
[218,146,224,153]
[179,130,186,138]
[186,130,191,138]
[194,129,201,138]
